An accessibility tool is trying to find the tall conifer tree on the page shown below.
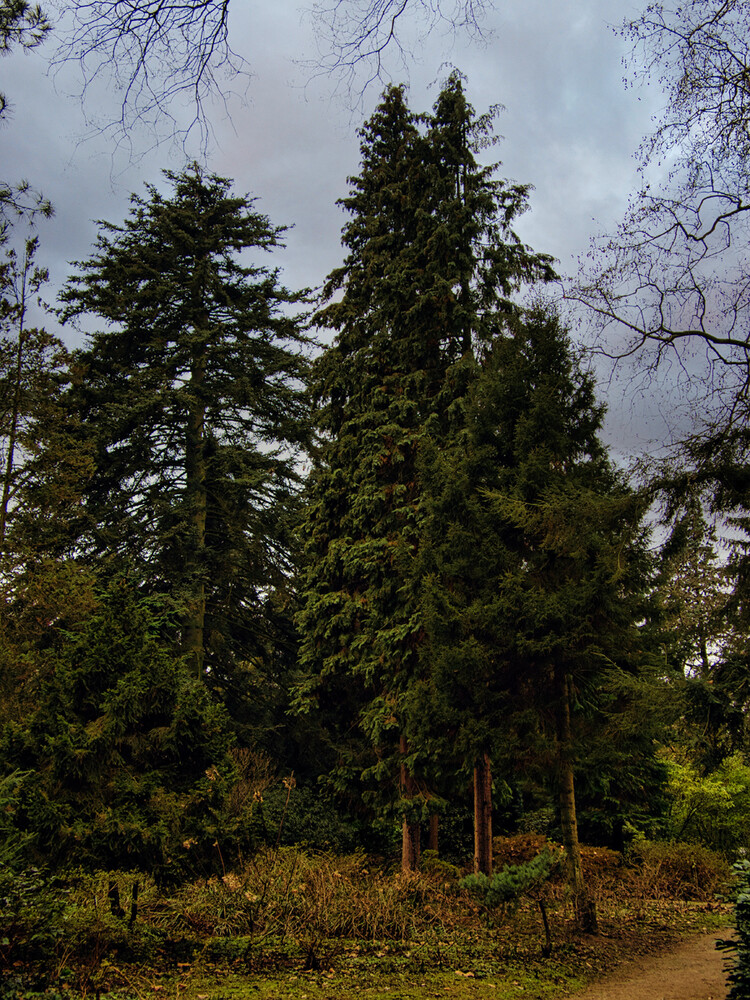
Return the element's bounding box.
[297,76,554,870]
[416,304,658,897]
[475,306,652,926]
[59,165,309,691]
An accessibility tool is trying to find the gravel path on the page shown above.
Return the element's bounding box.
[570,932,731,1000]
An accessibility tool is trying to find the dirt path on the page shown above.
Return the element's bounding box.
[570,932,731,1000]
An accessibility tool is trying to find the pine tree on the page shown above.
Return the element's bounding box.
[59,165,309,689]
[296,76,554,871]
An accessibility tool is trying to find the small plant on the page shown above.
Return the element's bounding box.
[718,857,750,1000]
[460,849,561,955]
[420,850,460,880]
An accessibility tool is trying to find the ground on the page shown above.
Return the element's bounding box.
[569,931,729,1000]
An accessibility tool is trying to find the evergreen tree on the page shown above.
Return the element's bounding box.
[0,576,233,871]
[58,165,309,693]
[657,504,744,772]
[415,304,664,902]
[474,307,655,928]
[296,76,554,871]
[0,236,69,553]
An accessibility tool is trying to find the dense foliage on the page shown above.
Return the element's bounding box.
[0,76,746,941]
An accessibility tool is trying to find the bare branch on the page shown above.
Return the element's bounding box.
[45,0,495,145]
[572,1,750,443]
[50,0,248,150]
[305,0,492,103]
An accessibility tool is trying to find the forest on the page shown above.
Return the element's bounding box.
[2,1,750,998]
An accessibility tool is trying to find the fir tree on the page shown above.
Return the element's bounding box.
[58,165,309,690]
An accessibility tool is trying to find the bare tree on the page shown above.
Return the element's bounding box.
[571,0,750,438]
[308,0,490,99]
[50,0,244,149]
[48,0,492,144]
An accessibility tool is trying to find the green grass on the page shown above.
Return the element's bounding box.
[94,955,587,1000]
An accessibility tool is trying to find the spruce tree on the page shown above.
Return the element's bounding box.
[297,76,554,870]
[59,165,309,691]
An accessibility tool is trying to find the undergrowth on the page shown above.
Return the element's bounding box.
[0,838,733,998]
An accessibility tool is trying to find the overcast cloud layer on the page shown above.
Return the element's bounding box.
[3,0,673,460]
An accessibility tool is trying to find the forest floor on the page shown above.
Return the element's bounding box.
[1,841,736,998]
[82,905,731,1000]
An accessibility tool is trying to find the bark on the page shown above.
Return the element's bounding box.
[556,671,597,933]
[473,749,493,875]
[183,338,207,678]
[400,733,421,872]
[428,812,439,854]
[0,251,32,550]
[0,326,24,549]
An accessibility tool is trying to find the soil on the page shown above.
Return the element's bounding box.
[570,932,732,1000]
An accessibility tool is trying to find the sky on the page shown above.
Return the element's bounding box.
[3,0,675,461]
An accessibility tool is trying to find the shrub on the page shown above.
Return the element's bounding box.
[665,753,750,854]
[168,847,459,944]
[625,840,731,901]
[460,849,560,911]
[0,867,163,981]
[718,858,750,1000]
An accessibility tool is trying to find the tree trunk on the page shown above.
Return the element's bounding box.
[0,249,32,550]
[473,749,493,875]
[556,671,597,933]
[184,340,207,678]
[428,812,439,854]
[0,327,24,549]
[400,734,420,872]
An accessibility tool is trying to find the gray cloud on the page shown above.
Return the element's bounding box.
[2,0,671,459]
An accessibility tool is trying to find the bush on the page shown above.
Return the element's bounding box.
[0,866,163,992]
[718,858,750,1000]
[247,784,364,854]
[625,840,731,901]
[460,849,560,912]
[167,847,459,944]
[493,832,553,868]
[0,867,64,966]
[665,754,750,854]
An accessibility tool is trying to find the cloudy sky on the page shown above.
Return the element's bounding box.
[3,0,674,460]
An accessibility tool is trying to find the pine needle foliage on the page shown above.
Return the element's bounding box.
[0,576,234,871]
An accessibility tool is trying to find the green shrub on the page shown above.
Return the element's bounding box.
[247,784,364,853]
[0,866,164,994]
[718,858,750,1000]
[460,849,559,911]
[665,753,750,854]
[421,849,460,880]
[0,866,64,965]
